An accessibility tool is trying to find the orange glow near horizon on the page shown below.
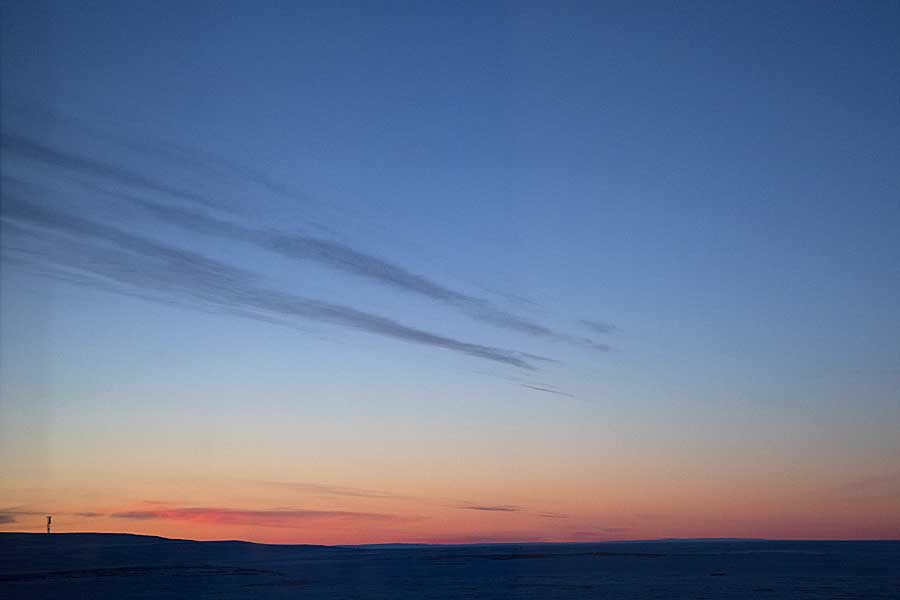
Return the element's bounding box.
[3,472,898,545]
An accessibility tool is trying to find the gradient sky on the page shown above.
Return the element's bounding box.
[1,1,898,544]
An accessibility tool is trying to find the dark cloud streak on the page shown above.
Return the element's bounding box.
[2,194,535,370]
[2,124,610,352]
[0,508,103,524]
[110,506,392,527]
[137,199,605,350]
[1,133,215,209]
[260,481,402,499]
[455,504,521,512]
[521,384,575,398]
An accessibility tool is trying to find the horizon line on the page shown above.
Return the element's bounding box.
[2,531,898,547]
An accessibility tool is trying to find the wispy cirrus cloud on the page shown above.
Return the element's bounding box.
[521,384,575,398]
[264,482,568,523]
[2,112,613,354]
[110,505,394,527]
[537,512,568,519]
[517,352,561,365]
[0,508,47,524]
[454,504,521,513]
[0,508,104,524]
[2,104,621,383]
[133,198,606,351]
[1,133,215,209]
[1,192,537,370]
[259,481,402,500]
[4,100,324,221]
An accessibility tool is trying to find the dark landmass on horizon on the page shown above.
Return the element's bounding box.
[2,532,898,599]
[8,531,897,546]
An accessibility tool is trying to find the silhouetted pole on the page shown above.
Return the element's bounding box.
[47,516,51,534]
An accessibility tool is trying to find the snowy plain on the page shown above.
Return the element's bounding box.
[1,533,898,599]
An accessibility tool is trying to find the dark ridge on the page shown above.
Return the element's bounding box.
[0,532,332,550]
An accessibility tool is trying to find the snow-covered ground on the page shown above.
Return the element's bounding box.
[1,533,898,599]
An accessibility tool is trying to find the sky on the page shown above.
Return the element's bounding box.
[1,0,898,544]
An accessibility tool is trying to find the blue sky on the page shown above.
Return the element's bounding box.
[1,1,899,542]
